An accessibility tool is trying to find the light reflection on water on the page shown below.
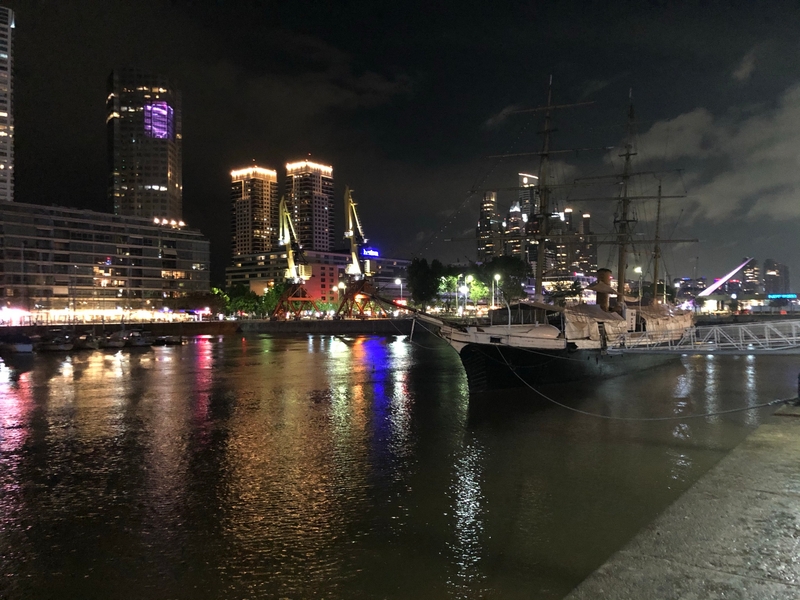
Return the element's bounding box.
[0,338,795,599]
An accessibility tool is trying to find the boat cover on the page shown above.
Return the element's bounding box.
[564,304,627,340]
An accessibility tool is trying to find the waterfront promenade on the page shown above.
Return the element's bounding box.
[1,317,416,337]
[564,402,800,599]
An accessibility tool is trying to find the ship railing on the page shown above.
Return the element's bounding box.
[614,319,800,354]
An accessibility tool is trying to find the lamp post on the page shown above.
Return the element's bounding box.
[465,275,474,312]
[337,281,345,304]
[634,266,643,301]
[394,278,403,302]
[493,273,501,308]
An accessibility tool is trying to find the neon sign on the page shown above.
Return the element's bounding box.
[362,247,380,258]
[767,294,797,299]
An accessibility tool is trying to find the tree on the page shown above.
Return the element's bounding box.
[469,280,489,304]
[547,280,583,307]
[407,258,442,306]
[478,256,529,301]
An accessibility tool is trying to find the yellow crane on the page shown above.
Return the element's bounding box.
[336,187,387,318]
[271,196,319,320]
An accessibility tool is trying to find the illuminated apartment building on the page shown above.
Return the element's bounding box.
[230,166,279,259]
[0,7,13,202]
[285,160,334,251]
[0,201,209,312]
[107,68,182,220]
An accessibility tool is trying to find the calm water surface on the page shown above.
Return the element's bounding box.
[0,333,796,599]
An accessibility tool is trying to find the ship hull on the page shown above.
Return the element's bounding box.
[459,343,680,392]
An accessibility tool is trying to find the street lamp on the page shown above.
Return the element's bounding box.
[634,266,643,301]
[465,275,473,311]
[493,273,501,308]
[337,281,346,303]
[394,278,403,302]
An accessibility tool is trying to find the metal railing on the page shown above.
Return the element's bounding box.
[613,319,800,354]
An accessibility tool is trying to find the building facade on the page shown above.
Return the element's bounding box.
[226,249,409,305]
[0,201,209,313]
[285,160,334,252]
[764,258,791,295]
[107,68,183,221]
[0,7,13,202]
[230,166,279,259]
[742,258,764,294]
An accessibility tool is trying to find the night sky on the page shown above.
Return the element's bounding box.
[8,0,800,287]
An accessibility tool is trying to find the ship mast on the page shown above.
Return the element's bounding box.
[651,182,662,302]
[534,77,554,301]
[614,91,637,305]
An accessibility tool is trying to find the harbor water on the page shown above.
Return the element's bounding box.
[0,333,795,599]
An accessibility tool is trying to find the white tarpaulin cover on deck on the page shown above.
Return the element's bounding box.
[564,304,628,340]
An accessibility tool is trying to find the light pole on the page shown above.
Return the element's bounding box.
[493,273,501,308]
[394,278,403,302]
[337,281,345,304]
[465,275,474,312]
[634,266,643,301]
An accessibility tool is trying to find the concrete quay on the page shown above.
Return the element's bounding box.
[238,317,414,335]
[564,404,800,600]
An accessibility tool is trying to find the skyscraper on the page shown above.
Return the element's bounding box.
[230,166,279,259]
[764,259,791,295]
[285,160,334,251]
[107,68,182,220]
[0,7,13,202]
[518,172,537,218]
[476,191,500,262]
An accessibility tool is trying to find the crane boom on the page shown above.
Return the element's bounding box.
[343,186,367,277]
[278,196,307,282]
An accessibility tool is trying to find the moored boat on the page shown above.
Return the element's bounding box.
[417,300,692,392]
[73,333,101,350]
[36,336,74,352]
[100,330,127,349]
[0,333,34,354]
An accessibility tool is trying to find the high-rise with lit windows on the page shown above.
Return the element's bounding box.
[230,166,279,259]
[477,191,500,262]
[107,68,182,220]
[285,160,334,251]
[0,7,13,202]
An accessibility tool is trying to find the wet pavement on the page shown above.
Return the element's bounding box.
[565,403,800,599]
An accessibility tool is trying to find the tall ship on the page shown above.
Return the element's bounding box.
[415,83,695,392]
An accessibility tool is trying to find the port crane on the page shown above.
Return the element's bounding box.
[271,196,319,320]
[336,187,388,319]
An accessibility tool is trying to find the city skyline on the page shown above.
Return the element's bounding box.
[5,1,800,286]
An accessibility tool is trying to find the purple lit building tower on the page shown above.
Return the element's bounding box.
[107,68,182,220]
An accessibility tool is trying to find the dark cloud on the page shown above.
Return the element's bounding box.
[6,0,800,285]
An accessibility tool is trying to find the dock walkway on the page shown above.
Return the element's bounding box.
[564,404,800,599]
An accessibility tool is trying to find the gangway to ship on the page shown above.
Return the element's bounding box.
[614,319,800,355]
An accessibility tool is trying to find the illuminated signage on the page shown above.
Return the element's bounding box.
[767,294,797,299]
[361,247,380,258]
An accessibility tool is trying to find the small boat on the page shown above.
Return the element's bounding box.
[73,333,101,350]
[124,330,154,347]
[37,336,74,352]
[100,331,126,349]
[153,335,186,346]
[0,333,34,354]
